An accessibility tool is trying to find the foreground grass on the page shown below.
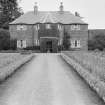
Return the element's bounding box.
[64,51,105,82]
[0,53,34,81]
[62,51,105,102]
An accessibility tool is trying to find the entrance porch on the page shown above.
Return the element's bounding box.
[40,37,58,53]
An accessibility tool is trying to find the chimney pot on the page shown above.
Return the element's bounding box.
[59,2,64,13]
[34,2,38,14]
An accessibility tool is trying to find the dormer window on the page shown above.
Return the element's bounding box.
[46,24,51,29]
[17,25,27,31]
[71,24,80,30]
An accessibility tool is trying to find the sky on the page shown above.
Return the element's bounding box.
[19,0,105,29]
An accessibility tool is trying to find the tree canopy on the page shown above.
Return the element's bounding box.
[62,31,70,50]
[0,0,23,29]
[88,34,105,51]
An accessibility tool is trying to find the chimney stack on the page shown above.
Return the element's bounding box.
[75,12,80,17]
[34,2,38,14]
[59,2,64,13]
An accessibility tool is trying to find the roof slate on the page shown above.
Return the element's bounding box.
[10,11,87,25]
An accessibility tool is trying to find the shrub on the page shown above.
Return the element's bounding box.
[0,29,10,50]
[10,39,17,50]
[88,34,105,51]
[62,32,70,50]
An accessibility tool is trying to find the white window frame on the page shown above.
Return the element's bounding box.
[71,24,80,30]
[17,25,27,31]
[35,24,40,30]
[17,40,27,48]
[71,40,81,48]
[58,24,62,30]
[22,40,27,48]
[17,40,22,48]
[35,39,40,46]
[46,24,51,29]
[76,40,81,48]
[58,39,62,45]
[71,40,75,48]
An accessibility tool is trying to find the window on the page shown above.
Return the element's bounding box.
[71,25,80,30]
[35,39,40,46]
[35,24,40,30]
[46,24,51,29]
[71,40,81,48]
[58,24,62,30]
[71,40,75,48]
[17,25,27,31]
[17,40,27,48]
[77,40,81,48]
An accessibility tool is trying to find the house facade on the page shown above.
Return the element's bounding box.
[9,2,88,52]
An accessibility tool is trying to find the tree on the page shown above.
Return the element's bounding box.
[62,31,70,50]
[88,34,105,51]
[0,0,23,29]
[0,29,10,50]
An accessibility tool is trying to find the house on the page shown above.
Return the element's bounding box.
[9,2,88,52]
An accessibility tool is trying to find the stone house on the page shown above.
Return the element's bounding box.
[9,2,88,52]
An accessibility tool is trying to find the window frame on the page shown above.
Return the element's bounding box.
[17,25,27,31]
[71,24,80,30]
[46,24,51,29]
[71,40,81,48]
[17,40,27,48]
[35,24,40,30]
[58,24,62,30]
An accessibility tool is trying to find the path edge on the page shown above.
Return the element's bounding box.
[61,53,105,103]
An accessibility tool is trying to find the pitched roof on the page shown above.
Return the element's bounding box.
[10,11,87,25]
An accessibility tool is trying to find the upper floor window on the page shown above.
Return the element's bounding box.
[71,24,80,30]
[17,25,27,31]
[58,24,62,30]
[35,24,40,30]
[46,24,51,29]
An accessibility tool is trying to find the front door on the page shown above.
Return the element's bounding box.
[46,41,52,52]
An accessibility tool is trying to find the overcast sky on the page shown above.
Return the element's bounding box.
[19,0,105,29]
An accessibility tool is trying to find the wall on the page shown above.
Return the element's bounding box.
[9,23,88,51]
[64,24,88,50]
[9,25,38,47]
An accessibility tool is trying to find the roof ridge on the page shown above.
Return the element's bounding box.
[10,11,87,24]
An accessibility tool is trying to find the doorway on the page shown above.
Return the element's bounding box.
[46,41,52,52]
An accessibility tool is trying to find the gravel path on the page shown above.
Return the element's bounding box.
[0,53,104,105]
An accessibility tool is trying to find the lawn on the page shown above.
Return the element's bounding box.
[64,51,105,82]
[0,53,33,81]
[62,51,105,101]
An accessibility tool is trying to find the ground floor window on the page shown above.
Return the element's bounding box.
[35,39,40,46]
[17,40,27,48]
[71,40,81,48]
[58,39,63,46]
